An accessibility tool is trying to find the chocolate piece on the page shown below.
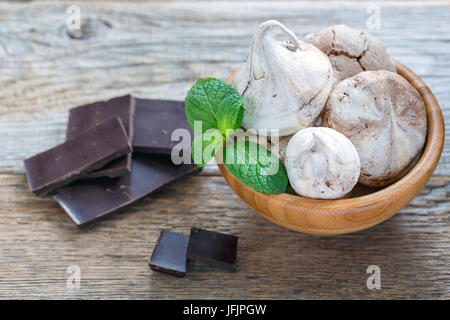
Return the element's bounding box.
[187,227,238,272]
[67,95,135,178]
[149,230,189,277]
[133,99,193,155]
[24,117,132,196]
[54,154,201,227]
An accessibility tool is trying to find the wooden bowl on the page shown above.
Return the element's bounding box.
[217,60,445,235]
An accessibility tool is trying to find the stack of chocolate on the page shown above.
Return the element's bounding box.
[24,95,201,227]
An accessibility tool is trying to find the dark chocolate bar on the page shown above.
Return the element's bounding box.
[54,154,201,227]
[133,99,193,155]
[66,95,135,178]
[149,230,189,277]
[186,227,238,272]
[24,117,132,196]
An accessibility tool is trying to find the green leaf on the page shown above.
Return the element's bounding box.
[223,141,288,194]
[191,129,224,167]
[185,78,243,136]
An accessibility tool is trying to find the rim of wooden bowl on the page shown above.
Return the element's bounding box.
[217,60,445,235]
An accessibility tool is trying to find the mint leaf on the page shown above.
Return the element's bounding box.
[223,141,288,194]
[185,78,243,136]
[191,129,224,167]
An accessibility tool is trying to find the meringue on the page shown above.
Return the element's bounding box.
[232,20,334,136]
[305,25,396,83]
[284,127,360,199]
[324,70,427,187]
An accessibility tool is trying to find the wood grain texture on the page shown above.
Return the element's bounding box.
[219,61,445,235]
[0,1,450,176]
[0,174,449,299]
[0,1,449,299]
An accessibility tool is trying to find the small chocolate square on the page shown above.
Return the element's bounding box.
[149,230,189,277]
[187,227,238,271]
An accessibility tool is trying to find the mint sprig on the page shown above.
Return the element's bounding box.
[185,78,243,136]
[223,141,288,194]
[185,78,288,194]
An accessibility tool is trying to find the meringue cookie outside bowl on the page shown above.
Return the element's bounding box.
[216,60,445,235]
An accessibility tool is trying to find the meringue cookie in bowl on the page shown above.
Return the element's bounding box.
[284,127,361,199]
[232,20,334,136]
[324,70,427,187]
[305,25,396,83]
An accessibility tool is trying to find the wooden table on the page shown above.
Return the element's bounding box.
[0,1,449,299]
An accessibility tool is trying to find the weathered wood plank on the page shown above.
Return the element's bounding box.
[0,173,449,299]
[0,1,449,175]
[0,1,449,299]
